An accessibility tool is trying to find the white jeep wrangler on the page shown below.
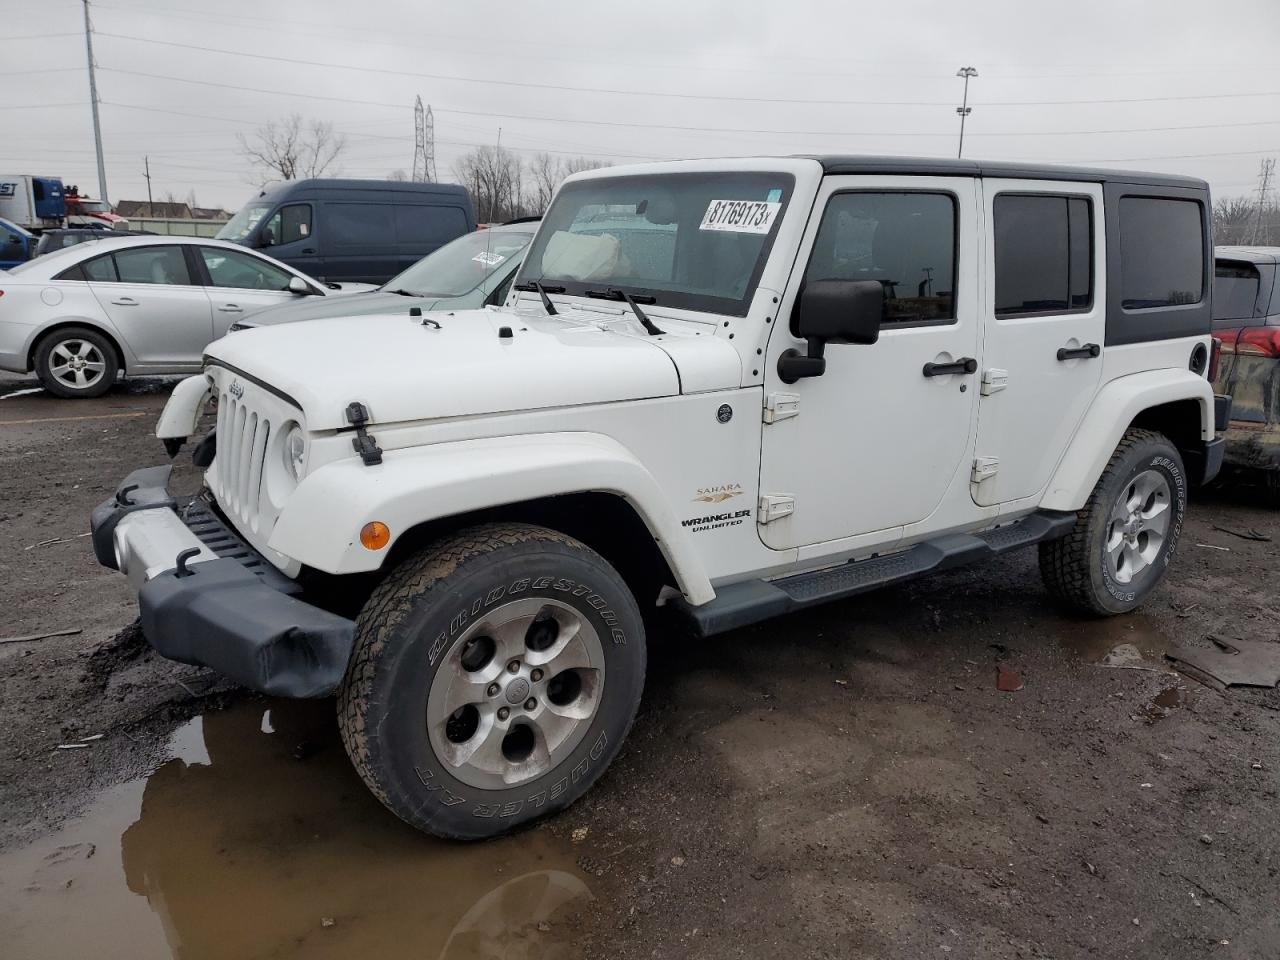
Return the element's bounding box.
[92,156,1229,839]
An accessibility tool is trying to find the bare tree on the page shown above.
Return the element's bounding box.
[386,168,409,181]
[1214,195,1258,245]
[454,144,528,222]
[527,152,610,214]
[184,188,199,209]
[238,114,346,182]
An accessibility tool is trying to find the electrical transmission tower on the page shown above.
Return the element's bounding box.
[412,96,437,182]
[1249,157,1275,245]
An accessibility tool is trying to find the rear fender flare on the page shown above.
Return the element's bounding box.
[1042,369,1213,511]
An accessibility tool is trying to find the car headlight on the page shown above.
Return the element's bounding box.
[283,424,306,481]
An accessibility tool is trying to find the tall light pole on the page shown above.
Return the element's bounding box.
[81,0,108,203]
[955,66,978,159]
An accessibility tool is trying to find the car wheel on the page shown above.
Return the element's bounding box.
[34,327,119,399]
[338,522,646,839]
[1040,428,1187,615]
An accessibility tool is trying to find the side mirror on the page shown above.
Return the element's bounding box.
[777,280,883,383]
[258,228,275,248]
[288,276,312,295]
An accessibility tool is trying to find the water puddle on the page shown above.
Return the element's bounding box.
[1136,685,1186,724]
[0,700,592,960]
[1054,613,1173,668]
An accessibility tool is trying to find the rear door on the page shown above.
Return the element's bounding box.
[971,181,1105,507]
[320,201,397,282]
[85,245,213,368]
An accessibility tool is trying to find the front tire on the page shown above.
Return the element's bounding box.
[338,523,646,839]
[1040,428,1187,615]
[34,327,118,399]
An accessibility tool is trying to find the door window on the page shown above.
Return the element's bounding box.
[993,195,1093,316]
[87,246,191,285]
[802,191,956,325]
[262,204,312,246]
[199,247,296,291]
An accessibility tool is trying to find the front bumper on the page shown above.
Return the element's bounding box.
[90,466,355,698]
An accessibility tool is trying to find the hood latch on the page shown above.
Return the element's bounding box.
[345,402,383,466]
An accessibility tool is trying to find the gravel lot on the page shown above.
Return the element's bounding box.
[1,372,1277,959]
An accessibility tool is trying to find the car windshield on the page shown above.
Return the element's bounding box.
[79,200,111,213]
[518,171,794,316]
[216,202,272,241]
[385,229,535,297]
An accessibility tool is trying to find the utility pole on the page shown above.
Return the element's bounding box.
[955,66,978,159]
[81,0,108,203]
[143,155,153,217]
[1248,157,1275,245]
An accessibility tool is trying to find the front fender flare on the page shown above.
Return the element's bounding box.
[1041,369,1213,511]
[268,432,716,604]
[155,374,213,441]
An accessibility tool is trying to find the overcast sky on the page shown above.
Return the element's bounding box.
[4,0,1279,212]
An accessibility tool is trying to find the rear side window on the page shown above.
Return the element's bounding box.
[81,253,118,282]
[1213,260,1261,321]
[1119,198,1204,309]
[993,195,1093,315]
[326,203,394,248]
[803,191,957,325]
[394,205,468,245]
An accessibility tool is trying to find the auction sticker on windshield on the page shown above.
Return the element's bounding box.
[700,199,781,235]
[471,251,506,266]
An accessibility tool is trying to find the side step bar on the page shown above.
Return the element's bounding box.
[673,510,1076,637]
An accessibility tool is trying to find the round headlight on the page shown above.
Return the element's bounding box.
[284,424,306,481]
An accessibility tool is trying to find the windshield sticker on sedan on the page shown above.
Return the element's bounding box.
[471,251,506,266]
[699,199,781,235]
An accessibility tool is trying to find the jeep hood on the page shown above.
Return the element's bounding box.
[240,290,448,328]
[204,308,739,431]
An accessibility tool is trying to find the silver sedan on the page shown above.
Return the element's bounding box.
[0,235,372,397]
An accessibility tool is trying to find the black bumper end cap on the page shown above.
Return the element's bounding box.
[139,557,355,698]
[89,464,177,570]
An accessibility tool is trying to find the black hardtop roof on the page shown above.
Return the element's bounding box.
[256,178,469,198]
[804,155,1207,190]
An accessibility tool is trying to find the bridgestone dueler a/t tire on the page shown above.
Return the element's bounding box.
[338,522,646,840]
[1039,428,1187,616]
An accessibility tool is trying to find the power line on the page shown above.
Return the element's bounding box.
[92,34,1280,111]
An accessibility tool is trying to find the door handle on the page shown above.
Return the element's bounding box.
[922,357,977,377]
[110,297,138,306]
[301,248,316,254]
[217,304,243,313]
[1057,343,1101,361]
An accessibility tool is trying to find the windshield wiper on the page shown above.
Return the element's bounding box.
[514,279,563,316]
[385,288,422,298]
[584,288,665,336]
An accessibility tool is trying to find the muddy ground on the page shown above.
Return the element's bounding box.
[1,371,1278,959]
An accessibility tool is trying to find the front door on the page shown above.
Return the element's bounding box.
[759,176,981,550]
[195,246,307,336]
[970,181,1105,507]
[85,244,213,368]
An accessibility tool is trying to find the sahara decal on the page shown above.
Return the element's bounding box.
[692,482,743,504]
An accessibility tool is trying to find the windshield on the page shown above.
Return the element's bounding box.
[78,200,111,213]
[519,171,793,316]
[216,202,272,241]
[385,228,534,297]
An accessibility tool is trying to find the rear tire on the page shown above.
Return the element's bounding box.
[34,327,118,399]
[1039,428,1187,615]
[338,522,646,839]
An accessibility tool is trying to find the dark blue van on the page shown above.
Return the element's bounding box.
[216,179,476,284]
